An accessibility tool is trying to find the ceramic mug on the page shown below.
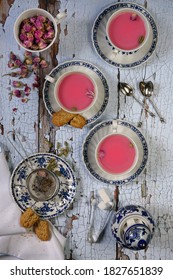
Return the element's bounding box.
[45,71,98,114]
[106,8,150,56]
[95,121,138,175]
[14,8,66,52]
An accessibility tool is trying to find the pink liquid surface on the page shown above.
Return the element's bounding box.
[97,134,136,174]
[57,72,95,111]
[108,12,146,50]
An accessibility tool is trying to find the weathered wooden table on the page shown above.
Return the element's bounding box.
[0,0,173,260]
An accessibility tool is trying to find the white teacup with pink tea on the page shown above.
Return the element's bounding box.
[106,8,150,55]
[95,132,138,175]
[45,71,98,114]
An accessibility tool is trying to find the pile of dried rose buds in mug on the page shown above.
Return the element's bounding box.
[19,15,55,50]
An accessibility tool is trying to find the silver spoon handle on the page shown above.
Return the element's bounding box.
[132,95,155,117]
[148,99,166,123]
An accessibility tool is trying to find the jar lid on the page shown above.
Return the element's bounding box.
[124,224,152,250]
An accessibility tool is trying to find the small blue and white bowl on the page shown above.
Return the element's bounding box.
[111,205,155,250]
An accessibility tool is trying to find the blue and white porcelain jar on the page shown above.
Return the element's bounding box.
[111,205,155,250]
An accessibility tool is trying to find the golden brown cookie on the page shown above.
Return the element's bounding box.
[34,220,50,241]
[52,109,75,127]
[20,208,39,228]
[70,114,87,129]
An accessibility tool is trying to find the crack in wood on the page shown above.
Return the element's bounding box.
[117,69,120,119]
[0,0,15,26]
[117,247,130,260]
[64,24,68,36]
[0,122,4,135]
[63,215,78,238]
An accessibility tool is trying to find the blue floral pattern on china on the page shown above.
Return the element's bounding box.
[10,153,76,219]
[111,205,155,250]
[43,60,109,124]
[83,120,148,185]
[92,2,158,68]
[124,224,152,250]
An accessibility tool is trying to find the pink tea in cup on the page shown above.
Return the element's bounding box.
[57,72,96,112]
[107,11,147,50]
[97,134,136,174]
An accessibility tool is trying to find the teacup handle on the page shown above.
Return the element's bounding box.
[112,119,118,133]
[45,75,56,84]
[55,12,67,24]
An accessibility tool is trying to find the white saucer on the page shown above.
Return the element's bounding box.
[92,2,158,68]
[43,60,109,125]
[82,119,148,185]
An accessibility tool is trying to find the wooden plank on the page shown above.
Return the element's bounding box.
[37,0,61,152]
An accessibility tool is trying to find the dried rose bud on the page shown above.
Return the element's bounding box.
[33,56,41,63]
[31,44,39,50]
[10,51,16,61]
[34,75,40,81]
[12,89,23,98]
[37,15,46,23]
[32,62,39,71]
[32,81,40,89]
[38,40,47,50]
[19,65,29,78]
[22,40,32,48]
[30,17,36,24]
[45,24,53,31]
[34,29,43,39]
[14,59,22,67]
[24,51,32,58]
[130,13,138,21]
[86,89,95,99]
[21,98,29,103]
[24,85,31,94]
[35,19,43,30]
[12,108,18,112]
[98,150,105,159]
[22,18,30,25]
[27,32,34,42]
[43,29,55,40]
[19,34,27,41]
[40,59,48,68]
[25,57,33,65]
[12,81,24,88]
[8,60,14,68]
[20,28,26,34]
[35,38,41,44]
[30,25,36,33]
[23,23,32,32]
[20,65,28,72]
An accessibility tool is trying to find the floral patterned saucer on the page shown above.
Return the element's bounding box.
[43,60,109,125]
[10,153,76,219]
[92,2,158,68]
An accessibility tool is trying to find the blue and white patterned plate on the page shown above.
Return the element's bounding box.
[82,119,148,185]
[92,2,158,68]
[10,153,76,219]
[43,60,109,125]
